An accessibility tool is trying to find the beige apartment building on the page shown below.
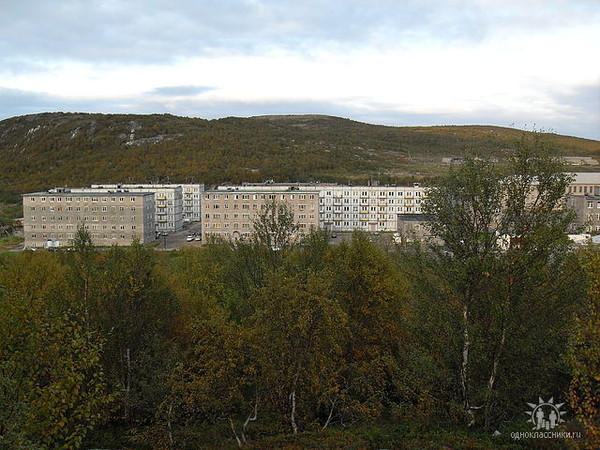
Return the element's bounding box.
[22,188,155,248]
[567,194,600,234]
[566,172,600,196]
[202,188,319,240]
[91,184,185,232]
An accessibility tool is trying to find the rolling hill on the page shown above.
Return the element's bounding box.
[1,112,598,204]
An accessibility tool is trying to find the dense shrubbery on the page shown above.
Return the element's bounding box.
[0,231,596,448]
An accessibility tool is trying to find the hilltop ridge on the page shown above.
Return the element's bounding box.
[0,112,598,203]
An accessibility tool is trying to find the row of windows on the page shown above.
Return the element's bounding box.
[29,224,139,231]
[30,206,138,212]
[209,203,314,210]
[325,191,422,197]
[570,185,598,194]
[205,193,316,200]
[205,222,312,229]
[30,196,139,203]
[324,214,398,220]
[323,204,420,211]
[206,213,316,220]
[28,233,140,240]
[322,198,421,205]
[31,216,141,222]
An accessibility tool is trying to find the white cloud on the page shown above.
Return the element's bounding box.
[0,0,598,139]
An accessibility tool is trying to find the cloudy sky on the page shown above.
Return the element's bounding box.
[1,0,599,139]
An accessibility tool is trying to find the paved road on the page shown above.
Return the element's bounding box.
[156,222,204,250]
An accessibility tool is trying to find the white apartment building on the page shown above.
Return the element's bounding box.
[90,184,186,232]
[217,182,426,232]
[179,184,204,223]
[315,184,425,232]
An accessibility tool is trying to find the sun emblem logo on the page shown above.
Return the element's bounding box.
[526,397,566,430]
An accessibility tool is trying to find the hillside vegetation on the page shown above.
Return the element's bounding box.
[1,112,599,203]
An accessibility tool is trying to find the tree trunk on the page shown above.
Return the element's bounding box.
[242,401,258,444]
[290,371,299,434]
[322,399,337,430]
[484,273,513,427]
[484,327,506,427]
[228,417,242,448]
[167,400,174,447]
[460,303,475,426]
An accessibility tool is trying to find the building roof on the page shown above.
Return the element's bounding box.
[571,172,600,184]
[23,188,153,197]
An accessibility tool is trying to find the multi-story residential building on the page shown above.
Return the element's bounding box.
[315,184,424,232]
[90,184,185,232]
[180,184,204,223]
[22,187,155,248]
[202,187,319,240]
[218,182,426,232]
[566,172,600,196]
[567,194,600,234]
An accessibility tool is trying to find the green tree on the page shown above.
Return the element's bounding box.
[421,138,580,427]
[250,270,348,435]
[330,232,413,423]
[92,241,179,422]
[0,254,113,448]
[252,200,300,251]
[568,247,600,449]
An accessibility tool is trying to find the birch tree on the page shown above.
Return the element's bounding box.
[422,137,579,427]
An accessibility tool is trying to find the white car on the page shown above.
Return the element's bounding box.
[186,235,194,242]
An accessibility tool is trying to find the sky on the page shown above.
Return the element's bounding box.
[1,0,599,140]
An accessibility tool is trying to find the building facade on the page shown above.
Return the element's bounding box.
[91,184,186,232]
[217,182,426,232]
[567,194,600,234]
[566,172,600,196]
[22,188,155,248]
[202,187,319,240]
[315,184,425,232]
[180,184,204,223]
